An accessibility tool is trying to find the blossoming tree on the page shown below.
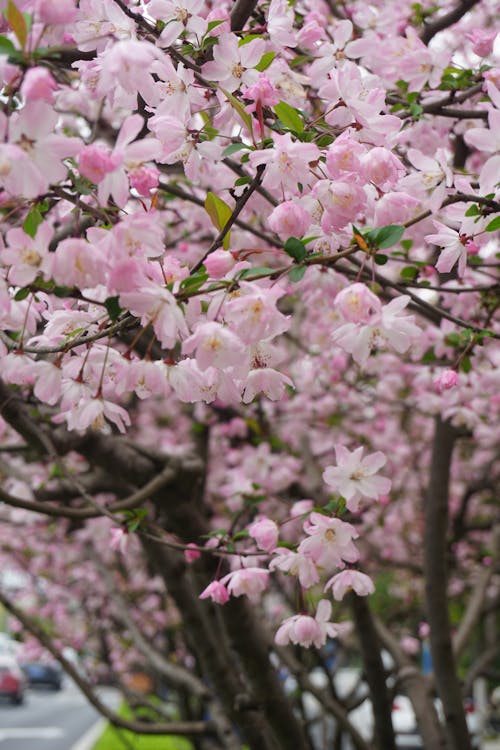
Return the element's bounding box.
[0,0,499,748]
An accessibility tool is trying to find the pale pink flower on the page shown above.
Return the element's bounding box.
[224,282,290,344]
[110,527,129,553]
[361,147,405,192]
[220,567,270,602]
[335,283,381,324]
[275,600,338,648]
[35,0,77,24]
[121,285,188,349]
[20,68,58,103]
[298,513,359,568]
[313,179,367,232]
[248,518,279,553]
[434,369,459,393]
[199,581,229,605]
[268,201,311,239]
[425,221,469,277]
[64,397,131,434]
[418,622,430,639]
[269,548,319,588]
[323,445,391,511]
[267,0,296,47]
[78,144,120,184]
[249,134,320,198]
[2,223,53,286]
[203,33,265,92]
[324,570,375,601]
[129,165,159,196]
[149,0,207,47]
[243,74,280,113]
[182,322,247,371]
[465,29,497,57]
[400,636,420,655]
[325,133,367,181]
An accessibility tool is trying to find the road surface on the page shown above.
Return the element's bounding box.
[0,681,116,750]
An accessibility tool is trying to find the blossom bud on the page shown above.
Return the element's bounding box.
[249,517,279,552]
[268,201,311,240]
[204,249,236,278]
[465,29,497,57]
[435,369,459,393]
[129,165,160,196]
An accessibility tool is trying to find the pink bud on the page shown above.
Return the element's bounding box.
[435,369,459,393]
[20,67,57,103]
[204,249,236,278]
[465,239,479,255]
[249,517,279,553]
[419,622,430,638]
[184,543,201,563]
[268,201,311,240]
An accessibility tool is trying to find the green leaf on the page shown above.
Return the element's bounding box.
[366,224,405,250]
[400,239,413,251]
[289,266,306,282]
[274,101,304,133]
[421,347,436,364]
[237,265,276,279]
[222,142,249,158]
[0,34,18,57]
[401,265,418,280]
[48,463,65,480]
[316,134,334,148]
[104,296,121,321]
[221,88,254,135]
[5,1,27,48]
[204,191,233,250]
[23,206,44,238]
[179,267,209,293]
[374,254,388,265]
[53,285,73,298]
[461,355,472,374]
[284,237,307,262]
[465,204,480,217]
[255,51,275,72]
[207,19,224,31]
[485,216,500,232]
[14,287,30,301]
[234,176,251,186]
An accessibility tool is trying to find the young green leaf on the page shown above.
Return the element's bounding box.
[204,191,233,250]
[284,237,307,262]
[274,101,304,133]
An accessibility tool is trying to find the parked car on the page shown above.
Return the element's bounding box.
[21,661,63,690]
[0,656,26,704]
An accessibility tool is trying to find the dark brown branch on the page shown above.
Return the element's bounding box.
[350,594,396,750]
[230,0,259,31]
[424,418,472,750]
[420,0,481,44]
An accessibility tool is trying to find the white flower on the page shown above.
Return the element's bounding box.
[322,445,391,511]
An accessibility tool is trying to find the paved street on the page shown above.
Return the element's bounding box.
[0,681,115,750]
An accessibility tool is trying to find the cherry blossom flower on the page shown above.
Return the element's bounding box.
[199,581,229,605]
[324,570,375,601]
[275,600,338,648]
[269,548,320,588]
[182,322,247,371]
[323,445,391,511]
[203,34,265,92]
[220,567,270,602]
[110,527,129,553]
[268,201,311,239]
[425,221,470,277]
[298,513,360,568]
[248,518,279,553]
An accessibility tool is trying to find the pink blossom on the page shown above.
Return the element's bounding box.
[267,0,296,47]
[323,445,391,511]
[199,580,229,605]
[313,180,367,232]
[400,636,420,655]
[325,133,367,181]
[204,249,236,279]
[242,367,293,403]
[203,33,265,92]
[361,147,405,192]
[268,201,311,240]
[269,548,319,588]
[435,369,459,393]
[20,68,58,103]
[425,222,469,277]
[324,570,375,601]
[129,165,160,196]
[248,518,279,553]
[465,29,497,57]
[418,622,430,639]
[35,0,77,24]
[275,600,338,648]
[184,544,201,563]
[110,527,129,553]
[220,567,270,602]
[335,283,382,324]
[182,322,247,371]
[79,144,120,184]
[299,513,359,568]
[249,134,320,198]
[243,74,280,113]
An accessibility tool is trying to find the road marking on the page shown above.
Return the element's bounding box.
[0,727,64,741]
[68,718,106,750]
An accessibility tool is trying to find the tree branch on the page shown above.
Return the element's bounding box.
[230,0,259,31]
[424,418,472,750]
[420,0,481,44]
